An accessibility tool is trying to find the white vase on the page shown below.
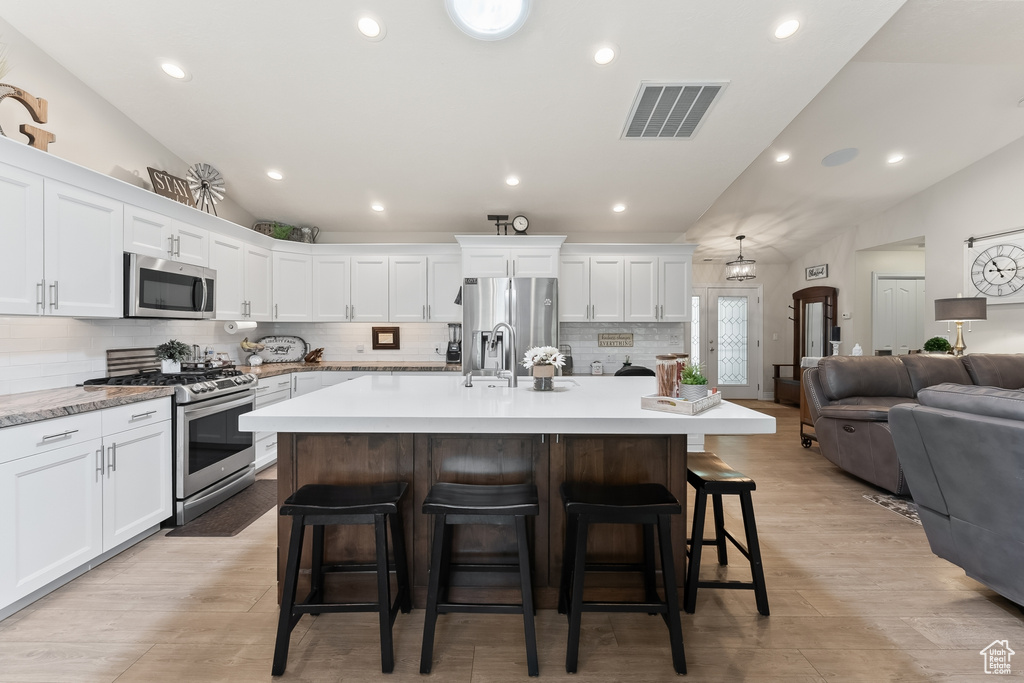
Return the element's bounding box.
[679,384,708,401]
[161,359,181,373]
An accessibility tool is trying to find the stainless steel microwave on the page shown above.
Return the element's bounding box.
[124,253,216,319]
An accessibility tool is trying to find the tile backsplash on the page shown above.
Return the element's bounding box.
[0,317,687,395]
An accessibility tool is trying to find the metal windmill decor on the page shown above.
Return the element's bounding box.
[187,163,225,215]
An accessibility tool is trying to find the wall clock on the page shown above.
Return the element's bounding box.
[964,233,1024,304]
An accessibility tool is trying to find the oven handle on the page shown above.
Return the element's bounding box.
[180,391,255,421]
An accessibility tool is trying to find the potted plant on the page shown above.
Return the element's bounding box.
[923,336,952,354]
[521,345,565,391]
[679,362,709,401]
[155,339,192,373]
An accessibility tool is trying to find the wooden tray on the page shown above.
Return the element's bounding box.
[640,391,722,416]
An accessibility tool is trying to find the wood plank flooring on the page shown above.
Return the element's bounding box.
[1,401,1021,681]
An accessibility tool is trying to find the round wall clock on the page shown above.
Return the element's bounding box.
[512,215,529,234]
[970,244,1024,297]
[187,163,226,216]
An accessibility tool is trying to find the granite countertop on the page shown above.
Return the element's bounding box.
[238,361,463,379]
[0,386,175,429]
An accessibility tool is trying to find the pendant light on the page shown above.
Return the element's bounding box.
[725,235,756,281]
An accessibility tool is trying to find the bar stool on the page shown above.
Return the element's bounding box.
[419,482,539,677]
[558,481,686,675]
[272,482,411,676]
[684,452,769,616]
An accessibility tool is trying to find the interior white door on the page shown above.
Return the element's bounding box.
[872,275,925,355]
[703,286,761,400]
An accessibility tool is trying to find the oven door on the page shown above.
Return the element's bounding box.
[125,253,216,319]
[176,391,255,498]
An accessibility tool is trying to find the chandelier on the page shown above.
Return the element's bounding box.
[725,235,756,281]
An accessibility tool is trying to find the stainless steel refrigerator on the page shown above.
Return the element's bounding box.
[462,277,558,377]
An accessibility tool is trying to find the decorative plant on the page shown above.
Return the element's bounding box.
[923,336,952,353]
[271,222,294,240]
[155,339,192,362]
[680,362,708,385]
[521,345,565,368]
[622,355,632,366]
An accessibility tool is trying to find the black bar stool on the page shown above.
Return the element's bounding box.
[684,452,769,616]
[558,481,686,675]
[419,482,539,677]
[272,482,411,676]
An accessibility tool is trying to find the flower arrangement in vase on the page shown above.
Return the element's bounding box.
[521,345,565,391]
[678,362,709,401]
[155,339,192,373]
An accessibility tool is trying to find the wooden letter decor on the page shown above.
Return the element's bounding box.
[0,84,56,151]
[147,167,195,207]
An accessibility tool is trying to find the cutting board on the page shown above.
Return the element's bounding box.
[254,336,308,363]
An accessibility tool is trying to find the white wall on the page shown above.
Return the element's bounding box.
[786,134,1024,354]
[0,18,254,227]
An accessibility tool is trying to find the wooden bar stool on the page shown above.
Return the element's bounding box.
[272,482,411,676]
[684,452,769,616]
[419,482,540,677]
[558,481,686,675]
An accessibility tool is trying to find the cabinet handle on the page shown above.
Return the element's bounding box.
[275,303,279,319]
[256,385,269,392]
[277,380,290,388]
[108,443,117,473]
[36,280,45,310]
[174,235,181,257]
[96,447,104,480]
[49,281,59,310]
[422,304,426,320]
[660,304,664,319]
[266,441,277,450]
[351,305,355,319]
[654,305,658,319]
[428,304,431,319]
[168,235,176,257]
[42,429,78,442]
[131,410,157,420]
[345,304,350,320]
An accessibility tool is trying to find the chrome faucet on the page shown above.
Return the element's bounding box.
[488,321,517,387]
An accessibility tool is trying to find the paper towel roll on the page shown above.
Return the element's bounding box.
[224,320,257,334]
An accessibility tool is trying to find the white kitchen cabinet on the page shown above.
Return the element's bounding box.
[0,161,44,315]
[254,376,293,472]
[559,255,624,322]
[312,254,388,322]
[427,254,463,322]
[123,203,209,267]
[351,255,389,322]
[624,256,659,322]
[624,255,692,323]
[389,255,428,322]
[100,416,172,550]
[291,372,322,397]
[273,251,312,322]
[312,254,351,321]
[244,244,273,321]
[209,234,272,321]
[462,247,560,278]
[658,254,692,322]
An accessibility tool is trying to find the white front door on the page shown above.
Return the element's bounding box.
[692,285,762,400]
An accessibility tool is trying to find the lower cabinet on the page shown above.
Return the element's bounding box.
[102,420,172,549]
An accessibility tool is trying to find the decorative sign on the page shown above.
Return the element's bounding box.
[805,264,828,280]
[372,326,401,350]
[0,84,56,151]
[598,333,634,348]
[147,167,194,207]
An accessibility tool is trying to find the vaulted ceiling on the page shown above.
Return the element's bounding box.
[2,1,1023,262]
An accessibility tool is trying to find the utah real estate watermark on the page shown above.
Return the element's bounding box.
[980,640,1014,675]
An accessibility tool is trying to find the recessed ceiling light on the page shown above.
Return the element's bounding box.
[887,153,905,164]
[160,62,189,80]
[612,204,626,213]
[505,176,520,186]
[594,47,616,65]
[357,16,385,40]
[775,152,791,163]
[266,170,283,181]
[371,203,385,212]
[774,19,800,39]
[446,0,530,40]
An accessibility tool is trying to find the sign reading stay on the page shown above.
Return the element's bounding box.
[147,167,194,207]
[598,333,634,348]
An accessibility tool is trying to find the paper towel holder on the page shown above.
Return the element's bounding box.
[224,320,258,334]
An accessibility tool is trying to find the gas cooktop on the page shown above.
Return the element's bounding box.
[83,368,256,403]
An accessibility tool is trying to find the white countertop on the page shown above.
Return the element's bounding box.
[239,375,776,436]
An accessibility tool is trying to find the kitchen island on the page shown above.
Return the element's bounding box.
[240,374,775,607]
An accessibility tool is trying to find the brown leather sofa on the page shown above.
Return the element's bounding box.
[802,353,1024,495]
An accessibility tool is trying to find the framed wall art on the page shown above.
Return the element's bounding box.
[372,326,400,350]
[805,264,828,280]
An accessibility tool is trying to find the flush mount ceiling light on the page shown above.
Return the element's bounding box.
[725,235,756,281]
[594,46,616,65]
[266,170,283,181]
[357,16,386,40]
[445,0,530,40]
[160,62,190,80]
[775,152,791,163]
[612,203,626,213]
[371,203,385,212]
[505,175,520,186]
[774,19,800,39]
[887,153,905,164]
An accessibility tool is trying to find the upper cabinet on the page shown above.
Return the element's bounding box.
[389,255,428,323]
[243,244,273,321]
[559,255,624,322]
[350,256,389,322]
[209,235,272,321]
[311,254,388,322]
[426,254,462,322]
[272,251,312,322]
[123,204,209,267]
[0,162,44,315]
[456,235,565,279]
[624,254,693,323]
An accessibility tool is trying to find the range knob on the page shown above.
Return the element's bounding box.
[191,383,206,393]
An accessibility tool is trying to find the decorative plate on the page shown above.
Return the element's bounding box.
[254,336,307,363]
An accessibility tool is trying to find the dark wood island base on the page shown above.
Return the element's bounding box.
[276,431,687,608]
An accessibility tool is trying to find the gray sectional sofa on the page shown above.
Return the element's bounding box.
[802,353,1024,495]
[890,384,1024,607]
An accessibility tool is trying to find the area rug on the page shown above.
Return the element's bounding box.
[863,493,921,525]
[166,479,277,537]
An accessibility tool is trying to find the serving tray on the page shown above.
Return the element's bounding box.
[641,391,722,416]
[254,336,308,363]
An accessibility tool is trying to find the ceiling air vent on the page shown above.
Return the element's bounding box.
[622,82,727,139]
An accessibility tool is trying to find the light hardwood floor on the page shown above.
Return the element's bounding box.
[1,401,1021,682]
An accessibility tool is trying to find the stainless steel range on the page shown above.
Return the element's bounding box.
[84,363,258,525]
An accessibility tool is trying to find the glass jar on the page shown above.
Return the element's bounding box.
[656,355,678,397]
[671,354,690,398]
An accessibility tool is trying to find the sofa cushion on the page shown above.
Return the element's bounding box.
[901,353,972,394]
[960,353,1024,389]
[917,383,1024,421]
[817,356,914,401]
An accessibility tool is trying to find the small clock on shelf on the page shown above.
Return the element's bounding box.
[964,235,1024,304]
[512,215,529,234]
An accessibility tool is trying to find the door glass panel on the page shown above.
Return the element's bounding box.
[690,295,701,368]
[717,295,747,385]
[188,402,253,475]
